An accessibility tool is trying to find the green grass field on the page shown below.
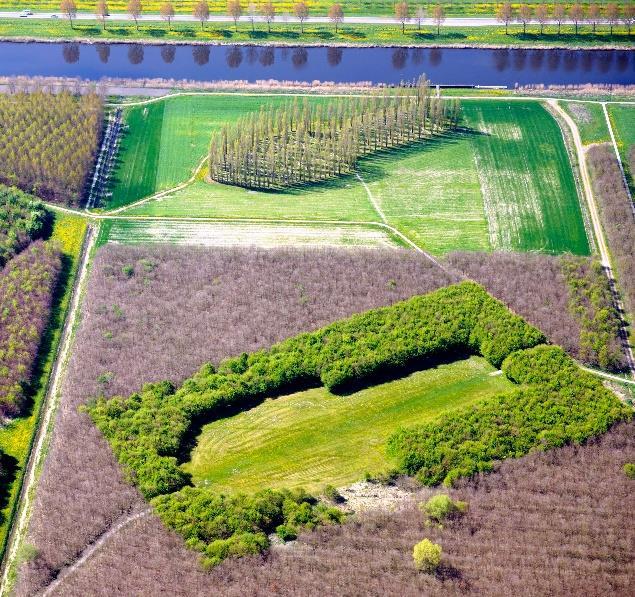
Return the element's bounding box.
[560,101,610,146]
[117,95,589,256]
[0,211,86,559]
[462,100,589,255]
[2,17,634,47]
[183,356,512,494]
[108,94,337,209]
[607,104,635,194]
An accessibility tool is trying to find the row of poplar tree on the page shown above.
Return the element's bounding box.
[208,78,460,190]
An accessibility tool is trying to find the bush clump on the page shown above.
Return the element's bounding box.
[88,281,545,500]
[624,463,635,480]
[413,539,442,573]
[152,486,343,568]
[420,494,467,526]
[388,346,631,487]
[0,184,48,268]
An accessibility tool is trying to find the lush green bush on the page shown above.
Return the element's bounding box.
[419,494,467,525]
[388,346,631,487]
[87,281,544,500]
[152,486,343,567]
[413,539,442,573]
[624,463,635,480]
[0,184,48,268]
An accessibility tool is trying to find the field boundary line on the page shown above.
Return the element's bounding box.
[0,225,97,595]
[355,171,388,225]
[107,91,635,109]
[101,153,208,215]
[40,509,152,597]
[601,102,635,215]
[550,99,635,378]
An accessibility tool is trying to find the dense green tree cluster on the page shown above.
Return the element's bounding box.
[209,80,460,189]
[0,240,62,417]
[153,486,343,568]
[0,90,103,204]
[87,281,544,500]
[387,345,631,487]
[560,255,624,371]
[0,185,48,268]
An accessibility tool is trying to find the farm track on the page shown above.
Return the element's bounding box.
[550,100,635,378]
[40,509,152,597]
[0,224,97,595]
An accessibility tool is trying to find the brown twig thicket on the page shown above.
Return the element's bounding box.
[209,81,460,189]
[445,250,624,370]
[25,420,635,596]
[0,241,61,417]
[17,246,457,595]
[587,144,635,317]
[0,90,103,204]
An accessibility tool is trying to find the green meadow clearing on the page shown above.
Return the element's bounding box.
[560,101,610,146]
[113,95,589,256]
[182,356,513,494]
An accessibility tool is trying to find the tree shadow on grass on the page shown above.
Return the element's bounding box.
[176,350,475,466]
[412,31,467,41]
[270,126,483,197]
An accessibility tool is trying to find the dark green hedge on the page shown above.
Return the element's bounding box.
[387,346,632,487]
[152,487,343,568]
[87,281,544,500]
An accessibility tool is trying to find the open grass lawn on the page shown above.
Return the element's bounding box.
[108,94,328,209]
[96,218,401,248]
[119,96,589,256]
[462,100,590,255]
[183,356,513,494]
[607,104,635,193]
[560,101,610,146]
[0,211,86,558]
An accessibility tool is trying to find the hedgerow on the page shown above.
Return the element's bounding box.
[87,281,544,500]
[0,185,48,268]
[152,487,343,569]
[0,241,62,417]
[387,345,631,487]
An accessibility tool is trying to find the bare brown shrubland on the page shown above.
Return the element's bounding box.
[447,251,581,356]
[17,246,455,595]
[34,422,635,596]
[587,144,635,316]
[18,245,631,596]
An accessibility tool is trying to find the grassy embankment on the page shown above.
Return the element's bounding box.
[183,356,512,493]
[0,212,86,559]
[114,95,588,256]
[606,104,635,194]
[3,0,634,16]
[1,19,634,46]
[560,101,610,146]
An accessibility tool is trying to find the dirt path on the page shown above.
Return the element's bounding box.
[549,100,635,378]
[0,225,97,595]
[41,509,152,597]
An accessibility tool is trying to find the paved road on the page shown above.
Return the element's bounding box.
[0,11,580,27]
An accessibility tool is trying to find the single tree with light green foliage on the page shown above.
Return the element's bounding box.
[420,493,467,526]
[413,539,442,573]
